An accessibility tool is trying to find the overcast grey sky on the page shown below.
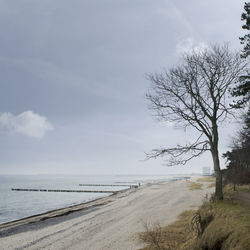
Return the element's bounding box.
[0,0,245,175]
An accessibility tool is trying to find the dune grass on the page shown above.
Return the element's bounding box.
[196,177,215,182]
[139,185,250,250]
[189,182,203,190]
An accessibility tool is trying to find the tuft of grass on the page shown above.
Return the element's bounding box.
[189,182,203,190]
[139,185,250,250]
[140,222,164,250]
[196,177,215,182]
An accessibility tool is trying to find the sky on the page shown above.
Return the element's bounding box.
[0,0,246,175]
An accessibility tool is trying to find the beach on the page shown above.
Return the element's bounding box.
[0,178,213,250]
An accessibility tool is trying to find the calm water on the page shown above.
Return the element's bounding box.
[0,174,175,224]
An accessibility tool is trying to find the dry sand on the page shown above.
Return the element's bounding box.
[0,178,213,250]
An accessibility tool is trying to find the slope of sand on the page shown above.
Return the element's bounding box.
[0,179,213,250]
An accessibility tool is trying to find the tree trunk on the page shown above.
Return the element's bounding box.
[211,122,223,200]
[215,169,223,200]
[211,149,223,200]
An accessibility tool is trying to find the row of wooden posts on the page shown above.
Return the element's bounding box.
[11,183,140,194]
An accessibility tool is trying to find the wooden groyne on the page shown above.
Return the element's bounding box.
[11,188,116,194]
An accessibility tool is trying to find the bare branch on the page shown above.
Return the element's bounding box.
[145,134,210,166]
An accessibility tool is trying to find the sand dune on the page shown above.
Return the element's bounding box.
[0,179,213,250]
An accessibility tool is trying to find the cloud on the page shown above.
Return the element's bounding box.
[0,111,53,138]
[176,38,209,55]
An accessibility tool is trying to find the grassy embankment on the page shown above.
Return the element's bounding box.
[139,178,250,250]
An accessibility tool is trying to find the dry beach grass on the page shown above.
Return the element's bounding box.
[140,184,250,250]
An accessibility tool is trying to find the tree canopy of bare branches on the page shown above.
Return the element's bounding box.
[146,44,247,199]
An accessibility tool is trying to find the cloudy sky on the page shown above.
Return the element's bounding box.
[0,0,245,175]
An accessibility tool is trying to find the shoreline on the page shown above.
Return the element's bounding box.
[0,177,189,230]
[0,186,137,235]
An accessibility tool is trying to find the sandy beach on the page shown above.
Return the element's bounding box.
[0,178,213,250]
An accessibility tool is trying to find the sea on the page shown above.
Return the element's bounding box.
[0,174,186,224]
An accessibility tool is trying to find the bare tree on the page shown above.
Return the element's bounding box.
[146,45,247,200]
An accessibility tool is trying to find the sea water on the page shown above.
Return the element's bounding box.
[0,174,176,224]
